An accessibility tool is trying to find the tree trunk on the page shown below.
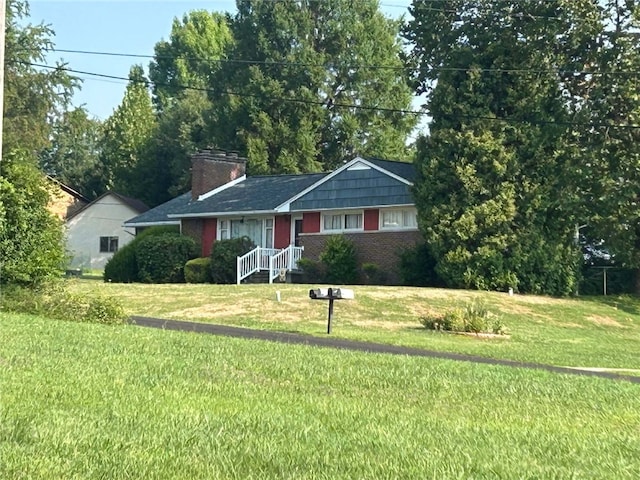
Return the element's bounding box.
[635,268,640,296]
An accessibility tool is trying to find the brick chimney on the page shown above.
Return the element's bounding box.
[191,148,247,200]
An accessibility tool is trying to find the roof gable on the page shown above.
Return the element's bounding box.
[67,191,148,221]
[278,157,415,212]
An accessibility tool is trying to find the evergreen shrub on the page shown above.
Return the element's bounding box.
[136,233,198,283]
[185,257,212,283]
[210,237,256,284]
[319,235,358,284]
[104,226,181,283]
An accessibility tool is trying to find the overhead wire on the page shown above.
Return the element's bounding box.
[17,60,640,130]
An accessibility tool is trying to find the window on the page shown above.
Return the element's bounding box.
[99,236,119,253]
[264,218,274,248]
[322,212,363,232]
[381,209,418,230]
[219,220,230,240]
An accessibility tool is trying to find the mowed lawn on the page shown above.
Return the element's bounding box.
[69,280,640,370]
[1,313,639,479]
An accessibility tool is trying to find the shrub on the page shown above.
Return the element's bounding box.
[104,226,182,283]
[1,283,127,325]
[319,235,358,284]
[398,243,443,287]
[136,233,198,283]
[184,257,212,283]
[104,242,138,282]
[420,298,505,335]
[297,258,327,283]
[1,151,66,286]
[210,237,256,284]
[361,262,388,285]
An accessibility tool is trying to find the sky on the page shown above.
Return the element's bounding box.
[27,0,413,121]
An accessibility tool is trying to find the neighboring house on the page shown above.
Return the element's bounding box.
[66,192,148,269]
[125,149,421,284]
[46,176,90,220]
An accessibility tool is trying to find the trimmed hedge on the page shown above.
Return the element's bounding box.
[185,257,212,283]
[104,226,181,283]
[136,233,198,283]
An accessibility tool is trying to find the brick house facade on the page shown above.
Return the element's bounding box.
[125,149,423,284]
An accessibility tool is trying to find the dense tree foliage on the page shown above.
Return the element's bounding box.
[407,0,640,295]
[1,1,76,285]
[3,0,76,153]
[0,151,66,285]
[406,0,592,295]
[38,107,103,199]
[208,0,416,174]
[98,65,157,200]
[575,1,640,292]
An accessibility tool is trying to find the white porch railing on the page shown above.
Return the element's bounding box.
[268,245,305,283]
[236,245,304,284]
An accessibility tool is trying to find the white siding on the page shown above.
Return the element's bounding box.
[65,193,140,269]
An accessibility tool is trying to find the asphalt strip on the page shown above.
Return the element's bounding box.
[129,316,640,384]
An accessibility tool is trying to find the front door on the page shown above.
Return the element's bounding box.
[294,218,303,247]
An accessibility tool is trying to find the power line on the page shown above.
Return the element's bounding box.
[16,60,640,130]
[39,47,640,77]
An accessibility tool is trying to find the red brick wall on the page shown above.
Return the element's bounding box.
[182,219,203,252]
[274,215,291,248]
[299,230,422,284]
[191,149,247,200]
[303,212,321,233]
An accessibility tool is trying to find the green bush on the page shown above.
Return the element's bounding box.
[104,242,138,282]
[297,257,327,283]
[104,226,181,283]
[420,298,505,335]
[136,233,198,283]
[398,243,443,287]
[1,150,66,286]
[210,237,256,284]
[319,235,358,284]
[184,257,212,283]
[1,283,127,325]
[361,262,388,285]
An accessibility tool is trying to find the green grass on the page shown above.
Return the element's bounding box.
[1,312,639,479]
[67,280,640,370]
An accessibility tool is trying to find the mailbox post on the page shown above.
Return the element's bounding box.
[309,287,354,334]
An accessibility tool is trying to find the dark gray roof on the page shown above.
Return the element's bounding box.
[365,158,415,182]
[172,173,327,216]
[124,191,191,226]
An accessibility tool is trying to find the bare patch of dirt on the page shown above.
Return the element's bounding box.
[585,315,623,327]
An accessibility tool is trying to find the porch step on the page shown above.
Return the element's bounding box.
[241,270,290,284]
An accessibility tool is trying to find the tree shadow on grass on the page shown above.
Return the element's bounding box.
[580,295,640,316]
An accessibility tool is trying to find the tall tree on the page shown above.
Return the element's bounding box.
[149,10,232,112]
[575,1,640,292]
[139,11,232,205]
[99,65,157,198]
[406,0,593,295]
[39,107,103,199]
[3,0,76,153]
[211,0,416,175]
[1,0,73,284]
